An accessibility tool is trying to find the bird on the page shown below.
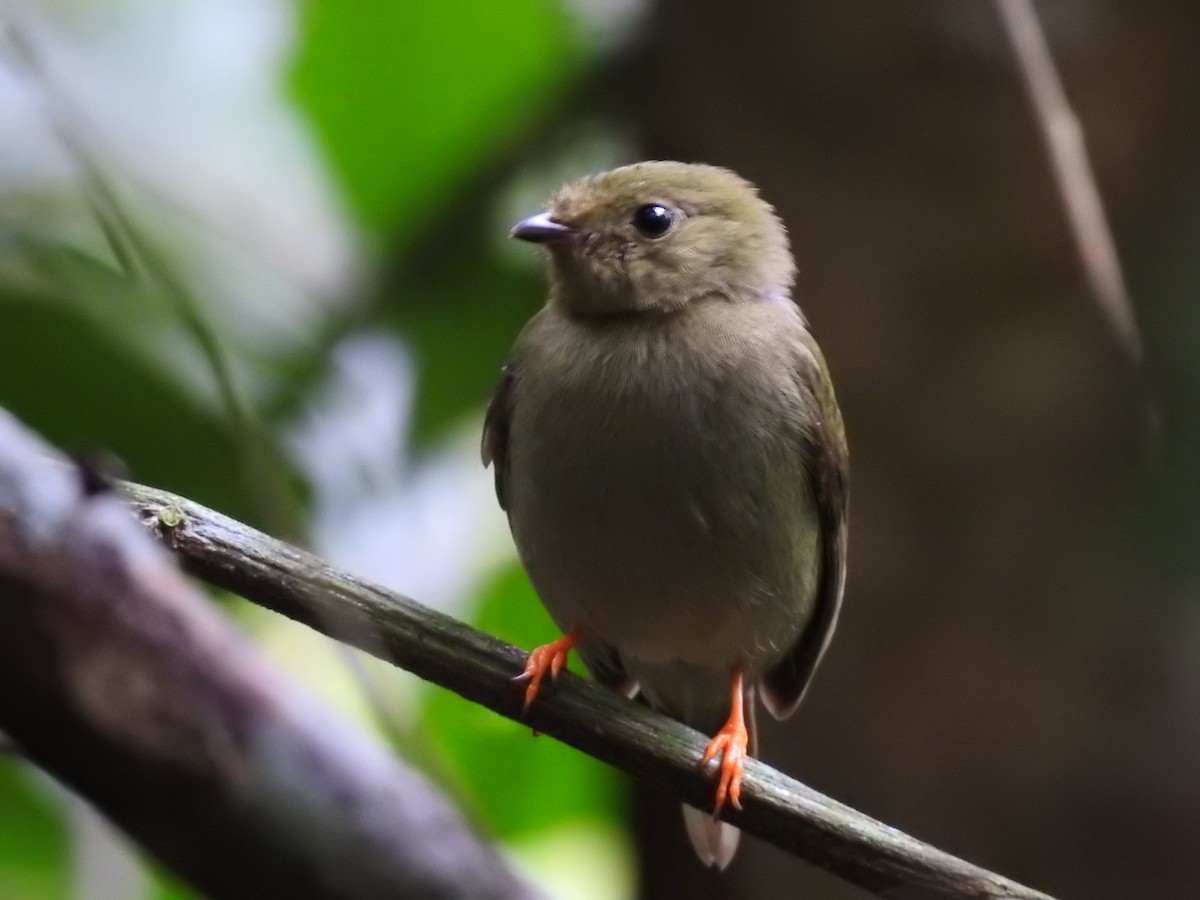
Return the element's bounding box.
[482,160,848,870]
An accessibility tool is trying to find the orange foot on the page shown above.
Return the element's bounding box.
[514,628,582,711]
[701,666,748,813]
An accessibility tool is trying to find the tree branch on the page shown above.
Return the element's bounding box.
[120,480,1058,900]
[0,411,539,900]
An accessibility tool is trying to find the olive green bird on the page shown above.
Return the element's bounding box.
[483,161,848,870]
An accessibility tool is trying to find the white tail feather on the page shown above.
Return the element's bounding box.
[682,804,740,870]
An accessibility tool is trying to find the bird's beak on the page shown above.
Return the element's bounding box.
[509,211,580,244]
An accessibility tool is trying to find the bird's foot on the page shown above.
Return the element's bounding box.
[701,667,748,814]
[514,628,581,711]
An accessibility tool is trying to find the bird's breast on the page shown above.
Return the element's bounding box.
[506,300,821,678]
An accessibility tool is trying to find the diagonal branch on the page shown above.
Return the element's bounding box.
[122,479,1057,900]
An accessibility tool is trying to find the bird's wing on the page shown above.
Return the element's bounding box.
[481,364,515,512]
[761,331,849,719]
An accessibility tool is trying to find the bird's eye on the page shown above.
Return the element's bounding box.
[631,204,674,238]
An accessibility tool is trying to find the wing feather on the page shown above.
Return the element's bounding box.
[761,333,849,719]
[481,364,515,512]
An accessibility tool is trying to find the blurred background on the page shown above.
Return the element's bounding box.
[1,1,1198,898]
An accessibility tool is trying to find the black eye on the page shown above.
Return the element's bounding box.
[632,204,674,238]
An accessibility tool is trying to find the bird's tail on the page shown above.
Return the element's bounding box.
[680,689,756,870]
[682,804,740,870]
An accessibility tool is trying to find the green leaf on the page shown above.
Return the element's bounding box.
[291,0,580,233]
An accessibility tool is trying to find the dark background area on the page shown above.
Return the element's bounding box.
[625,3,1200,898]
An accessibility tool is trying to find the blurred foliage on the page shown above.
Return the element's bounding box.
[0,0,628,898]
[0,760,66,900]
[292,0,581,235]
[423,563,619,839]
[383,237,544,443]
[0,293,253,521]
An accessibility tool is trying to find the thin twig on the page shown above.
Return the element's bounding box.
[122,479,1058,900]
[994,0,1141,363]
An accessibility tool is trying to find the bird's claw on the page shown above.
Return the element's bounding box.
[701,667,750,814]
[514,630,580,711]
[701,717,748,814]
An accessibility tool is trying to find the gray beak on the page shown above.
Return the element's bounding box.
[509,211,579,244]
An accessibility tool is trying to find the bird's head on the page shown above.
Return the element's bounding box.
[511,161,795,316]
